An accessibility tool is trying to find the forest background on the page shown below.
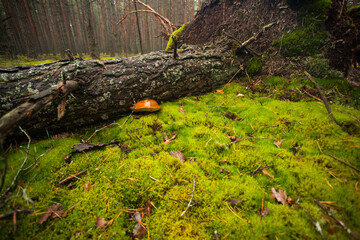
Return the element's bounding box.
[0,0,203,60]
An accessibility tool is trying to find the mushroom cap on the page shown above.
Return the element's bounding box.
[130,99,161,112]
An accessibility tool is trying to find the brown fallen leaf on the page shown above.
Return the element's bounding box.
[224,111,242,121]
[95,216,108,228]
[83,183,92,192]
[260,207,270,219]
[73,142,95,152]
[169,150,186,163]
[179,106,187,113]
[271,188,287,205]
[164,132,177,144]
[131,211,147,238]
[144,199,152,218]
[274,140,283,148]
[227,198,242,206]
[38,203,64,224]
[262,168,274,178]
[215,89,224,94]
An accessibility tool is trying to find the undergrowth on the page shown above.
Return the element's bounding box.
[1,79,359,239]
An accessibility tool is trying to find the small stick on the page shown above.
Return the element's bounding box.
[304,71,337,124]
[221,65,244,91]
[181,178,196,216]
[325,153,360,173]
[58,170,86,185]
[315,200,360,240]
[295,197,325,240]
[87,122,120,141]
[1,126,31,199]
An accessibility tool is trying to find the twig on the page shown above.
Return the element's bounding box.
[227,136,275,146]
[58,170,87,185]
[206,106,228,129]
[325,153,360,173]
[239,165,272,176]
[295,196,325,240]
[181,178,196,216]
[1,126,31,199]
[0,144,7,193]
[304,71,337,124]
[87,122,120,141]
[315,200,360,240]
[221,65,244,91]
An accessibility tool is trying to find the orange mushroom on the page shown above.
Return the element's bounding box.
[130,99,161,112]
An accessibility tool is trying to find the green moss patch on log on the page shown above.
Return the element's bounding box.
[165,24,187,51]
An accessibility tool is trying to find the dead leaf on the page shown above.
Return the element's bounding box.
[133,223,147,238]
[260,207,270,219]
[228,198,242,206]
[120,144,132,152]
[83,183,92,192]
[51,133,70,139]
[131,211,147,238]
[215,90,224,94]
[73,142,95,152]
[271,188,287,205]
[224,111,242,121]
[144,199,152,218]
[274,140,283,148]
[179,106,186,113]
[262,168,274,178]
[164,132,177,144]
[95,216,108,228]
[38,203,64,224]
[169,150,186,163]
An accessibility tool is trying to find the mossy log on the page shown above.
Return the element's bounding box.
[0,46,238,141]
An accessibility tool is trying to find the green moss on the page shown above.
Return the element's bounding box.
[303,54,343,78]
[246,57,263,76]
[1,81,360,239]
[165,24,187,51]
[274,0,331,57]
[273,24,328,57]
[347,5,360,18]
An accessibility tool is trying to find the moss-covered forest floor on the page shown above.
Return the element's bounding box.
[1,72,360,239]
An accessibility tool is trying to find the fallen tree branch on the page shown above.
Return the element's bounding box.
[0,80,78,142]
[315,200,360,240]
[304,71,337,124]
[324,153,360,173]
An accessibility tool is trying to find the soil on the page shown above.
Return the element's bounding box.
[324,0,359,74]
[181,0,360,81]
[181,0,298,55]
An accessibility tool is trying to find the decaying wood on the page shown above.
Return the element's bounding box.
[0,46,237,142]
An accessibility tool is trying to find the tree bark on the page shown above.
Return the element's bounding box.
[0,46,237,142]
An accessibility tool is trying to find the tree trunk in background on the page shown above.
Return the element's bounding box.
[40,0,54,53]
[133,0,144,54]
[0,45,237,142]
[83,0,99,59]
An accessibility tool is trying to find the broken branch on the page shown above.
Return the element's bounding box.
[304,71,337,124]
[315,200,360,240]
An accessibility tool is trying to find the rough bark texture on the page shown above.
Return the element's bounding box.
[0,46,237,141]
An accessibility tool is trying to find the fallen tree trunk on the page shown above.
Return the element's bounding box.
[0,46,238,141]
